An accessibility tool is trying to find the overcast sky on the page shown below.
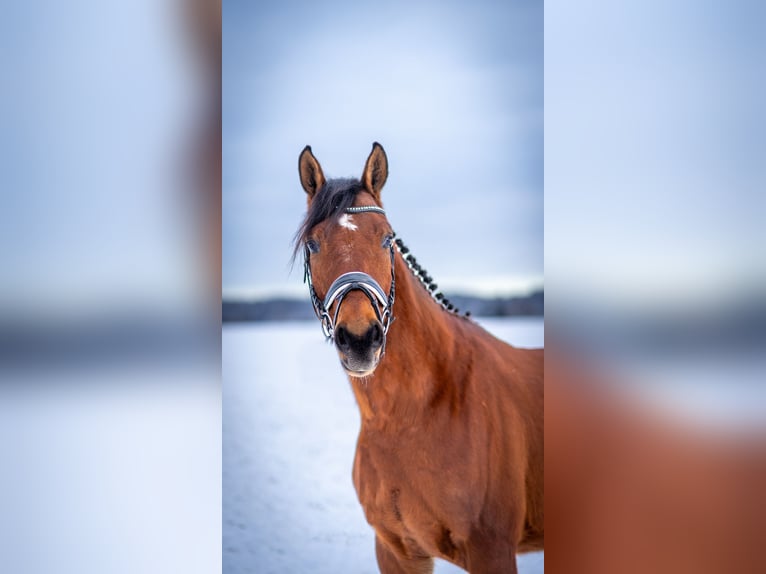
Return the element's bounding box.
[223,0,543,299]
[1,1,204,315]
[545,1,766,309]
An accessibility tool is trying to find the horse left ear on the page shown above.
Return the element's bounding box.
[362,142,388,201]
[299,145,326,200]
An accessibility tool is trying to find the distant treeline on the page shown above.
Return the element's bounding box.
[222,290,544,322]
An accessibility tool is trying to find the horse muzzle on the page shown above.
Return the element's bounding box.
[304,244,396,377]
[334,320,385,377]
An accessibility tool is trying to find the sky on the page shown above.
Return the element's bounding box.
[2,1,762,315]
[545,0,766,310]
[223,0,543,299]
[0,0,206,317]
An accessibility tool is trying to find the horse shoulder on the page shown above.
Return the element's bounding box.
[458,327,544,540]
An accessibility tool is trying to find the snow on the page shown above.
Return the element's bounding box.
[223,318,544,573]
[0,370,221,574]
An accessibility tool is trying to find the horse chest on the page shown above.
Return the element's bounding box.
[352,433,475,561]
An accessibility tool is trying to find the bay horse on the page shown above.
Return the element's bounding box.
[295,143,544,573]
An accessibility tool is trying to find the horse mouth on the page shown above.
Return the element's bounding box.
[344,366,377,378]
[339,350,382,378]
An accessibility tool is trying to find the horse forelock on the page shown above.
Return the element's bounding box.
[292,178,369,263]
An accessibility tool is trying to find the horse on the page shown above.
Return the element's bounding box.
[295,143,544,573]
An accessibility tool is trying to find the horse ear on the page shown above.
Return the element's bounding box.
[362,142,388,200]
[299,145,326,199]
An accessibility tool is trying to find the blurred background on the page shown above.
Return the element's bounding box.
[546,0,766,420]
[0,1,220,573]
[545,1,766,572]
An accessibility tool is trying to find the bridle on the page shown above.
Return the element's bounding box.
[303,206,396,346]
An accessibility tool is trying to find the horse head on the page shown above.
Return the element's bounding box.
[297,143,395,377]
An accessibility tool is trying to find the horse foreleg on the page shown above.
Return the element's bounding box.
[465,540,517,574]
[375,535,434,574]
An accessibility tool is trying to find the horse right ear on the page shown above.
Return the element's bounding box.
[299,145,326,199]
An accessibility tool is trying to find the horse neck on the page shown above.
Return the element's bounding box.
[349,252,464,427]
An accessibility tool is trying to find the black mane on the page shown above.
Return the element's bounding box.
[292,178,368,262]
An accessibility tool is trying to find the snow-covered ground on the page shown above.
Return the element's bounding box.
[223,318,544,574]
[0,368,221,574]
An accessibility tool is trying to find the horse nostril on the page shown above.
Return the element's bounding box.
[335,324,383,355]
[369,323,383,349]
[335,326,349,351]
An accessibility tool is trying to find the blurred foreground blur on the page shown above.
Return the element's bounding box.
[545,348,766,574]
[0,1,220,572]
[546,1,766,572]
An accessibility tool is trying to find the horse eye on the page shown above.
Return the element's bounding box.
[306,239,320,254]
[381,234,394,249]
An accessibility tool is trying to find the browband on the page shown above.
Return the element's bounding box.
[344,206,386,215]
